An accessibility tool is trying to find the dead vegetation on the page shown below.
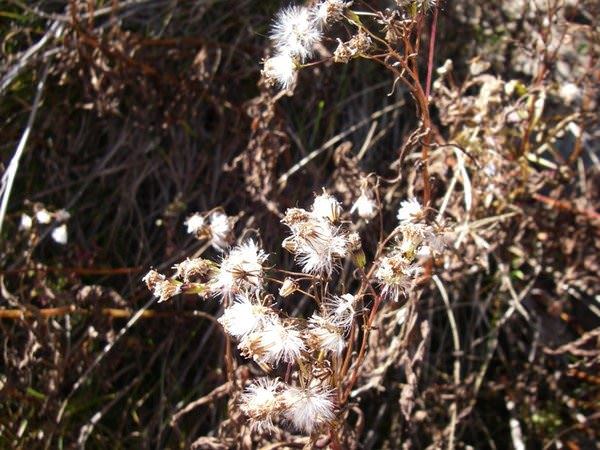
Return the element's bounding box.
[1,0,598,449]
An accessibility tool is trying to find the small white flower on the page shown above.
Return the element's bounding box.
[184,213,206,235]
[209,211,233,251]
[271,6,322,61]
[19,213,33,231]
[51,224,68,245]
[308,314,346,355]
[239,378,283,432]
[282,384,335,434]
[218,294,270,339]
[263,53,298,89]
[312,192,342,222]
[351,193,378,220]
[397,198,424,223]
[35,209,52,224]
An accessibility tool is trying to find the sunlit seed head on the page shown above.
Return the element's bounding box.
[239,378,283,432]
[209,211,234,251]
[218,294,270,339]
[263,52,298,90]
[282,384,335,434]
[270,6,322,62]
[397,198,425,223]
[351,192,378,221]
[312,191,342,222]
[184,213,207,235]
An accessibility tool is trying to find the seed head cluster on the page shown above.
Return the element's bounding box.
[143,189,451,435]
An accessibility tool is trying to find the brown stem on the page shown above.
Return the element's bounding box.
[341,292,382,402]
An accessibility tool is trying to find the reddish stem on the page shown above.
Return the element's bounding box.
[425,5,439,99]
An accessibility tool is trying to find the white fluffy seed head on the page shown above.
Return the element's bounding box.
[375,253,419,300]
[351,192,378,220]
[323,293,356,330]
[282,384,336,434]
[263,53,298,89]
[308,314,346,355]
[239,378,283,432]
[214,240,268,298]
[270,6,322,62]
[312,192,342,222]
[294,222,348,275]
[258,318,306,365]
[281,201,351,275]
[397,198,425,223]
[218,294,271,339]
[184,213,206,235]
[209,211,233,251]
[313,0,347,27]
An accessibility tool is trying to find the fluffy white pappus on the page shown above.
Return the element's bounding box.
[282,384,336,434]
[218,294,270,339]
[375,254,419,300]
[313,0,347,27]
[296,243,331,274]
[351,193,378,221]
[209,211,233,251]
[263,53,298,89]
[256,317,305,366]
[240,377,283,432]
[51,224,68,245]
[397,198,424,223]
[323,293,356,330]
[271,6,322,61]
[214,240,268,298]
[312,192,342,222]
[184,213,206,234]
[308,314,346,355]
[295,220,348,275]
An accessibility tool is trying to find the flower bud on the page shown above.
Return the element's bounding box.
[279,278,298,297]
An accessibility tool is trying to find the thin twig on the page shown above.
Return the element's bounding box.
[0,64,49,235]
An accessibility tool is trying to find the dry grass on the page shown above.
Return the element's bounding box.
[1,0,598,448]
